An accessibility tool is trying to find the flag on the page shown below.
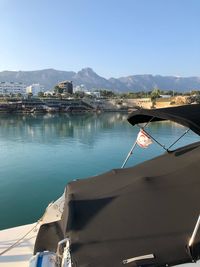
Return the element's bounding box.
[136,129,152,148]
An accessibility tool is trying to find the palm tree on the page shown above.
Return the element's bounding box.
[150,88,161,108]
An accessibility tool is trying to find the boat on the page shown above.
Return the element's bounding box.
[1,104,200,267]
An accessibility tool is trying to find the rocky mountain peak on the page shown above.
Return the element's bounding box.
[76,68,98,77]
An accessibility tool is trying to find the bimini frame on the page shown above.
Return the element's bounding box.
[121,118,190,168]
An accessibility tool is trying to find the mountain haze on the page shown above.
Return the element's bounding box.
[0,68,200,92]
[0,69,75,90]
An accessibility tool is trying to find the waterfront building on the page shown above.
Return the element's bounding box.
[26,84,44,96]
[74,84,87,92]
[57,80,73,94]
[0,81,26,95]
[160,95,172,98]
[85,91,101,98]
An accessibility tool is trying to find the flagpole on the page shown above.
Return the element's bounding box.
[121,139,137,168]
[189,214,200,247]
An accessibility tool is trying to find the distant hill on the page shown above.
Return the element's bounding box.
[0,69,75,91]
[1,68,200,92]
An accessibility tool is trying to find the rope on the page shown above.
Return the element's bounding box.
[0,221,40,256]
[0,204,51,256]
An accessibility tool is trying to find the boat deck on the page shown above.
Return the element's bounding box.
[0,223,38,267]
[0,193,65,266]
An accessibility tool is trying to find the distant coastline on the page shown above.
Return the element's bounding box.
[0,94,197,114]
[0,97,129,114]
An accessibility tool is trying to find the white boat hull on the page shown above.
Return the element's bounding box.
[0,193,65,266]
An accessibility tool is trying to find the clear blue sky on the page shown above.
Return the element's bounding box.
[0,0,200,78]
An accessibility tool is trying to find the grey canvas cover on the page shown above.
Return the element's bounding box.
[34,104,200,267]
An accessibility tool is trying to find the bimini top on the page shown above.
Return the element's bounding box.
[128,104,200,135]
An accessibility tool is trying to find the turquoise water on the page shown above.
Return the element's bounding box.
[0,112,199,230]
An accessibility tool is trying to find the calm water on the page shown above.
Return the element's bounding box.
[0,112,199,230]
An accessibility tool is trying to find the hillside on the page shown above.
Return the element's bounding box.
[0,68,200,92]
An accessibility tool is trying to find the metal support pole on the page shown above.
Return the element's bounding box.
[121,119,156,168]
[141,128,168,152]
[189,215,200,247]
[167,128,190,151]
[121,119,190,169]
[121,139,137,168]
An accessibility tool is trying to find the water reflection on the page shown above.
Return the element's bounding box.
[0,113,200,230]
[0,113,128,146]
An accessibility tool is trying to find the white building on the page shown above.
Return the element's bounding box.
[0,82,26,95]
[26,84,44,96]
[74,84,87,92]
[85,91,101,98]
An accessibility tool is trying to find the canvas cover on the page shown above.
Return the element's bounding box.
[35,141,200,267]
[128,104,200,135]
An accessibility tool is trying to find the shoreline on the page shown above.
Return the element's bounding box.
[0,97,130,114]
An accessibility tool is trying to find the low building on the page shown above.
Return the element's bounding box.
[160,95,172,98]
[57,80,73,94]
[26,84,44,96]
[0,81,26,95]
[74,84,87,92]
[85,91,101,98]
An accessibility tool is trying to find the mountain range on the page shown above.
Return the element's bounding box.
[0,68,200,92]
